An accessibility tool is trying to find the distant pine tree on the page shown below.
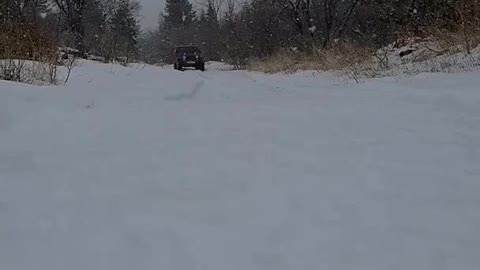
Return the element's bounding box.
[161,0,197,48]
[163,0,196,29]
[197,0,220,60]
[205,0,219,28]
[110,0,140,62]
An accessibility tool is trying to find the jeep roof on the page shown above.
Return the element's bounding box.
[174,46,201,56]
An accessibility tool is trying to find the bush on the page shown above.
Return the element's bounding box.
[0,23,60,84]
[245,44,374,74]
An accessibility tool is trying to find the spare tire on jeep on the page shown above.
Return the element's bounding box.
[173,45,205,71]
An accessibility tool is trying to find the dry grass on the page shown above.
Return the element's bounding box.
[434,29,480,54]
[245,44,374,74]
[245,9,480,77]
[245,28,480,83]
[0,24,60,85]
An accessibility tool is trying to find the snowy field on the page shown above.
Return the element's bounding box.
[1,61,480,270]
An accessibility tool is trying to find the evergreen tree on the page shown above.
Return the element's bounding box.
[110,0,140,62]
[161,0,197,48]
[163,0,196,29]
[197,0,221,60]
[205,0,219,27]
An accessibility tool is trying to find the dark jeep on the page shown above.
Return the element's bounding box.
[173,45,205,71]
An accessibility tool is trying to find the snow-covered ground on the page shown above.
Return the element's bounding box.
[354,40,480,79]
[1,61,480,270]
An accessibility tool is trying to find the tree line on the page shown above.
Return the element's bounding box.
[1,0,140,63]
[141,0,480,67]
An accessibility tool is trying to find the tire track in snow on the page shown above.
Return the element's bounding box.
[164,80,205,101]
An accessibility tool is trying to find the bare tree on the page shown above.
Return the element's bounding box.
[53,0,88,54]
[197,0,225,20]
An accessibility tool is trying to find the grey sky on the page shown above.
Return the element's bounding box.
[138,0,165,30]
[138,0,221,30]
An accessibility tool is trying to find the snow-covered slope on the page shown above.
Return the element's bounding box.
[354,39,480,79]
[1,62,480,270]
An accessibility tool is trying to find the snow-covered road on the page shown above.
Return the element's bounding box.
[1,62,480,270]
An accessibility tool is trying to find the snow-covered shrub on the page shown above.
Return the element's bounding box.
[0,59,59,85]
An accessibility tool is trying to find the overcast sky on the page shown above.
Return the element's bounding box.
[138,0,224,30]
[138,0,165,30]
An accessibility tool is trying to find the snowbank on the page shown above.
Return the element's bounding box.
[350,38,480,80]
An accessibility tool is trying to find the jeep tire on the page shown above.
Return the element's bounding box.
[196,63,205,72]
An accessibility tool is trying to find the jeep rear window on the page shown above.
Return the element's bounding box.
[175,47,200,55]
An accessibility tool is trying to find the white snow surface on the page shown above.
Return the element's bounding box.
[1,61,480,270]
